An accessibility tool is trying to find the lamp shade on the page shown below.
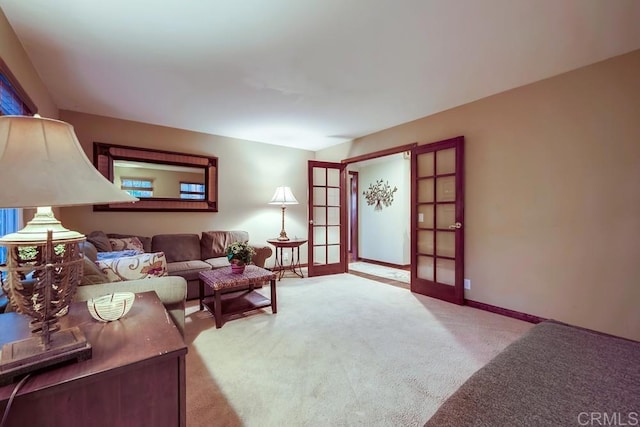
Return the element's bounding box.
[0,115,137,208]
[268,186,298,205]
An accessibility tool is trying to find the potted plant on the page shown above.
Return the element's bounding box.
[225,241,256,274]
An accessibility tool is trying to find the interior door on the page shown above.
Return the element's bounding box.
[411,136,465,304]
[307,161,347,277]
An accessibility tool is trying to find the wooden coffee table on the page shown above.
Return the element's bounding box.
[198,265,277,328]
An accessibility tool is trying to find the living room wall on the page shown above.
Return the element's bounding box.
[318,49,640,341]
[0,8,57,119]
[58,110,313,268]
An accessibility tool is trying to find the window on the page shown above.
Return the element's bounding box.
[121,178,154,198]
[180,182,206,200]
[0,59,34,263]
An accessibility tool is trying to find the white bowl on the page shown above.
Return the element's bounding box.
[87,292,135,322]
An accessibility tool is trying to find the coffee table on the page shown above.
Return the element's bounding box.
[198,265,277,328]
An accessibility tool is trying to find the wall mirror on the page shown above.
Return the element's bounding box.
[93,142,218,212]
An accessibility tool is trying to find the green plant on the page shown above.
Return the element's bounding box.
[226,241,256,265]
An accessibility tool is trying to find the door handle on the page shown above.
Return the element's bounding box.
[448,222,462,229]
[309,220,314,225]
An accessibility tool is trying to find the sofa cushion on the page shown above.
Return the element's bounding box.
[152,234,201,263]
[204,257,231,269]
[200,230,249,259]
[86,230,112,252]
[96,252,168,282]
[108,236,145,253]
[167,260,212,281]
[107,233,152,253]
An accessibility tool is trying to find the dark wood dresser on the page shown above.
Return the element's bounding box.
[0,291,187,427]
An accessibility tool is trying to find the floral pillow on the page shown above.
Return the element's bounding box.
[96,252,168,282]
[108,236,145,253]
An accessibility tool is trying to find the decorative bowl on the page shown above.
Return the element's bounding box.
[87,292,135,322]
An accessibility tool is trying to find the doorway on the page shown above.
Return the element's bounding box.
[340,137,465,304]
[344,145,415,287]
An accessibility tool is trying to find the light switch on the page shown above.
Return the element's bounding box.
[418,213,424,222]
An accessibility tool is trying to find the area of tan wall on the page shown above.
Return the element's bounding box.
[58,111,314,267]
[0,8,57,118]
[318,50,640,341]
[1,9,59,226]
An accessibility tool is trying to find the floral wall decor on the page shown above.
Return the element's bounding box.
[363,179,398,211]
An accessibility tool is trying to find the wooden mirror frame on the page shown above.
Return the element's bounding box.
[93,142,218,212]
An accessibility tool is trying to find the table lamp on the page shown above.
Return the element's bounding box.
[0,115,137,384]
[268,186,298,241]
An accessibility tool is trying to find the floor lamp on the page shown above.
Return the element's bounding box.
[269,186,298,241]
[0,115,137,384]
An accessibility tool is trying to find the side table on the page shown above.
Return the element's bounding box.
[0,291,187,427]
[267,238,308,281]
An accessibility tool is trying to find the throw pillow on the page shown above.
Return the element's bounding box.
[96,250,141,260]
[109,236,145,253]
[107,233,152,253]
[80,256,110,286]
[86,230,112,252]
[96,252,168,282]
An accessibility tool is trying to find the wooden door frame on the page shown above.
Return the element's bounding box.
[342,143,417,267]
[348,171,358,261]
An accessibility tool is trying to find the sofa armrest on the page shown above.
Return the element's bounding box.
[251,244,273,268]
[74,276,187,336]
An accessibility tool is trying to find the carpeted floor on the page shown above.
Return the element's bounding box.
[184,273,532,427]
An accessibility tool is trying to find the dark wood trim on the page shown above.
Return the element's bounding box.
[355,257,410,271]
[0,57,38,114]
[465,299,546,324]
[341,143,417,165]
[348,171,359,260]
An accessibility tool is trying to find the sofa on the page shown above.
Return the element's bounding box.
[85,230,272,300]
[424,320,640,426]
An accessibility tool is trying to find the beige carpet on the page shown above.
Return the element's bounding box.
[184,273,532,427]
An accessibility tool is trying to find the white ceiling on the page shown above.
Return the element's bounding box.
[2,0,639,151]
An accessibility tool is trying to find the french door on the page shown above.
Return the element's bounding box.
[307,161,347,277]
[411,136,465,304]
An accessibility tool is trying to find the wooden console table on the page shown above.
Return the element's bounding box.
[0,291,187,427]
[267,238,308,280]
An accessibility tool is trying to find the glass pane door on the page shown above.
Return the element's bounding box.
[411,137,465,304]
[308,161,346,277]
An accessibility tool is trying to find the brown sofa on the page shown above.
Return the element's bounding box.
[86,230,272,300]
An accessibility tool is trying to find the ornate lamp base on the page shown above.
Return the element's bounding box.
[0,327,92,385]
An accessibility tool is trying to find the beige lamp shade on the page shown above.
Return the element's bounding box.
[0,115,137,208]
[0,115,137,243]
[268,186,298,205]
[269,186,297,241]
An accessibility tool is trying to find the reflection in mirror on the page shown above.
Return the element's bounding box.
[93,142,218,212]
[114,160,205,200]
